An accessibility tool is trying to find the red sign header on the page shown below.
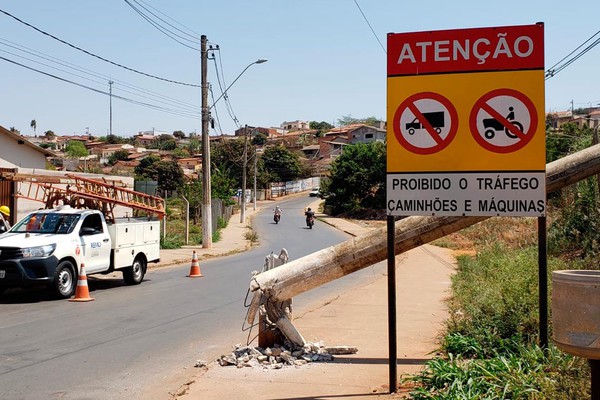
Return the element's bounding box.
[388,23,544,76]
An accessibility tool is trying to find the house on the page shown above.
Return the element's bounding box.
[280,120,310,131]
[0,125,132,224]
[323,124,385,144]
[546,110,573,130]
[0,125,56,169]
[91,143,135,164]
[134,134,159,146]
[176,157,202,172]
[234,126,279,137]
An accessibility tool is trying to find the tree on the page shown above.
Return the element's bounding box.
[309,121,334,136]
[107,149,130,165]
[134,154,161,180]
[155,160,184,192]
[172,147,189,159]
[325,141,386,215]
[262,145,301,182]
[337,115,382,128]
[188,137,201,155]
[211,139,245,188]
[251,132,268,146]
[30,119,37,136]
[65,140,88,158]
[173,130,186,140]
[211,166,237,204]
[180,179,203,224]
[44,130,55,138]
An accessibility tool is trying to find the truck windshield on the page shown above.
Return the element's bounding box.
[12,213,81,234]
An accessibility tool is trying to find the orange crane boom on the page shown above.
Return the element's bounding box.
[1,172,165,223]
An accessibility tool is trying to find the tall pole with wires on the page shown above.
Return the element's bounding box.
[109,80,114,139]
[201,35,212,248]
[240,124,249,223]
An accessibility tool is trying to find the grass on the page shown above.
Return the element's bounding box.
[403,216,592,399]
[160,201,230,249]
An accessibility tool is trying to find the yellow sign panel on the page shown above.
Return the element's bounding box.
[387,70,545,172]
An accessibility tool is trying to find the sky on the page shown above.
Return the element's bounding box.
[0,1,598,138]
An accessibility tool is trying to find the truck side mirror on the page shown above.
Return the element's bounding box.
[80,227,96,236]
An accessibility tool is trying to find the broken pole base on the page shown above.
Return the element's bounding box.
[258,311,286,348]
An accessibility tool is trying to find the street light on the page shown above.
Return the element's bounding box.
[209,59,268,110]
[200,37,267,248]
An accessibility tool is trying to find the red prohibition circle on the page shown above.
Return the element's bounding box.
[392,92,458,155]
[469,88,538,154]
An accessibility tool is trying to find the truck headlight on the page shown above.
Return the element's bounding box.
[22,244,56,258]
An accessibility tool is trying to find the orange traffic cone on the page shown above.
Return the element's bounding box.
[187,251,204,278]
[69,263,94,302]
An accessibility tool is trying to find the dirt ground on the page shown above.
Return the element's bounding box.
[170,244,456,400]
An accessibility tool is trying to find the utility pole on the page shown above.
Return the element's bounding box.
[240,124,249,223]
[109,80,114,139]
[571,99,574,116]
[253,145,258,211]
[201,35,212,248]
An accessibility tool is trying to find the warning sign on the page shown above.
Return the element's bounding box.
[386,23,545,218]
[470,88,538,154]
[392,92,458,155]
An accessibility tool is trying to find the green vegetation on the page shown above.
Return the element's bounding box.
[324,141,386,215]
[159,198,230,249]
[404,122,599,398]
[65,140,88,158]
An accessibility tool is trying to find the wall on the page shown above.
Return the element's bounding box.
[0,134,46,169]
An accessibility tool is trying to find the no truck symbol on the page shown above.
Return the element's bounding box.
[393,92,458,155]
[469,88,538,154]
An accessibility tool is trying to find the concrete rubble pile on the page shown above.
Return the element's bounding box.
[209,341,358,370]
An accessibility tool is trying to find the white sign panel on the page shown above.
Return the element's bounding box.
[387,172,546,217]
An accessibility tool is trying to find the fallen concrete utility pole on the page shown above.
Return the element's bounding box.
[250,143,600,309]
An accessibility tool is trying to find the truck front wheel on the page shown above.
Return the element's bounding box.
[53,260,77,299]
[123,256,146,285]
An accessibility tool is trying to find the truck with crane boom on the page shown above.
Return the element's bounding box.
[0,173,165,299]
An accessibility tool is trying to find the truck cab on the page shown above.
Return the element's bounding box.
[0,206,160,299]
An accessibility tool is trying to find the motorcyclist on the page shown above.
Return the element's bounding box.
[304,207,315,227]
[273,205,282,223]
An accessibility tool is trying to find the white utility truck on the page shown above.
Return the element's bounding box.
[0,206,160,298]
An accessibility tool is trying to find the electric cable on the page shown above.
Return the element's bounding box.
[0,55,200,119]
[0,37,199,111]
[0,7,200,87]
[135,0,201,38]
[353,0,386,54]
[129,0,200,41]
[123,0,200,51]
[211,52,241,128]
[546,30,600,80]
[0,46,200,115]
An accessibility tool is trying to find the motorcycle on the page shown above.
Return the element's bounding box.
[306,216,314,229]
[274,213,281,224]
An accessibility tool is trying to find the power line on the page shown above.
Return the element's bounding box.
[546,30,600,80]
[0,7,200,87]
[0,55,200,119]
[353,0,386,55]
[0,37,200,113]
[123,0,200,51]
[211,51,241,128]
[135,0,201,38]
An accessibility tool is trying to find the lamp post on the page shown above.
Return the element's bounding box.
[209,59,268,111]
[201,54,267,238]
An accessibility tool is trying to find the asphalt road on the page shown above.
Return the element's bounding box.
[0,196,365,400]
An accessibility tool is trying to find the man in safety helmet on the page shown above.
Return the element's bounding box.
[0,205,10,233]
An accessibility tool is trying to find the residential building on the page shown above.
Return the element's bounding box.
[0,125,55,169]
[280,120,310,131]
